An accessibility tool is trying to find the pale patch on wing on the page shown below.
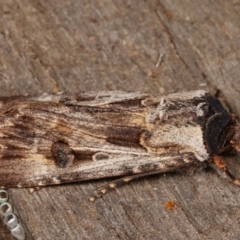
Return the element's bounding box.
[164,90,208,101]
[143,124,209,162]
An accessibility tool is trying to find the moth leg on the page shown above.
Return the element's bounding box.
[89,176,137,202]
[89,163,192,202]
[212,155,240,185]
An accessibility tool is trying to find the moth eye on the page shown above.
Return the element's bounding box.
[0,190,8,203]
[0,202,12,216]
[4,213,18,229]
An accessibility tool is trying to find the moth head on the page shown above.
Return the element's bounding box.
[230,121,240,152]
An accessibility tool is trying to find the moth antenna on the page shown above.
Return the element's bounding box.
[89,176,136,202]
[89,163,193,201]
[212,155,240,185]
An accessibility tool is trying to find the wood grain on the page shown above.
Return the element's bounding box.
[0,0,240,239]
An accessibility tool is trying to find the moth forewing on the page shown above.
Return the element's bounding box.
[0,90,239,195]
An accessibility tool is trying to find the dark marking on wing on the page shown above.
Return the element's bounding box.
[72,150,97,162]
[106,126,144,148]
[92,152,110,161]
[51,141,75,168]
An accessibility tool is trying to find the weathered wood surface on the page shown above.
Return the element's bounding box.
[0,0,240,239]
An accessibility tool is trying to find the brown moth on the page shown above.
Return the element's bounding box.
[0,90,240,201]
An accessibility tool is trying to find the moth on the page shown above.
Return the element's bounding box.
[0,90,240,201]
